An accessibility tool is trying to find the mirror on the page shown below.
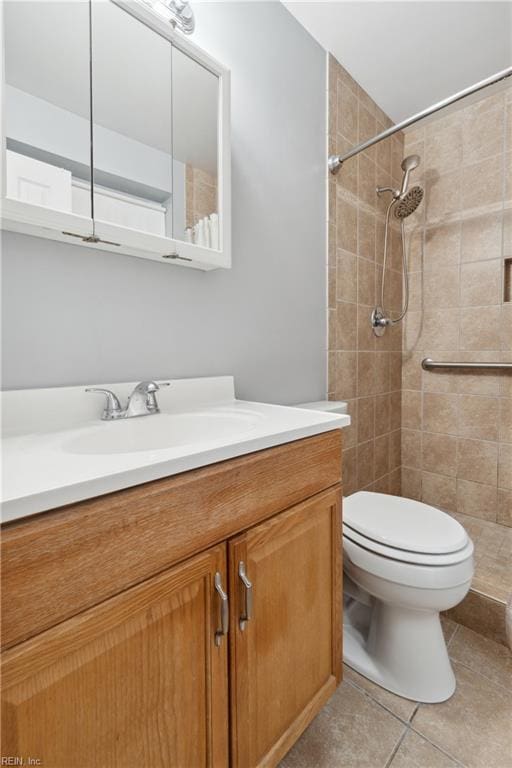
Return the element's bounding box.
[3,0,92,216]
[171,46,219,249]
[2,0,230,268]
[90,1,173,237]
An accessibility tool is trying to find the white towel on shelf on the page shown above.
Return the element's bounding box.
[209,213,219,250]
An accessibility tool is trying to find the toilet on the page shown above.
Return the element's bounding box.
[343,491,474,703]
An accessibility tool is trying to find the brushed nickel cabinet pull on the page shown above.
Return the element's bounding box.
[238,561,253,631]
[214,572,229,647]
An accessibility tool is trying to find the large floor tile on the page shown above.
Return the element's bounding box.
[412,661,512,768]
[389,729,460,768]
[449,625,512,690]
[343,664,418,722]
[441,616,458,645]
[280,680,405,768]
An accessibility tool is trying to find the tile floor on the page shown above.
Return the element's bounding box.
[280,620,512,768]
[450,512,512,603]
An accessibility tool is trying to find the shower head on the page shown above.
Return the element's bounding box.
[394,185,424,218]
[399,154,421,198]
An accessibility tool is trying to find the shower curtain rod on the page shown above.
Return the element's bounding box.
[328,65,512,174]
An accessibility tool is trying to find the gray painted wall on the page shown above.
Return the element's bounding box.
[1,2,327,404]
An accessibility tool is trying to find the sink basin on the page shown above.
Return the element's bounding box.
[65,408,262,455]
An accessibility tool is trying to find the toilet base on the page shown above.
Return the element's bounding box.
[343,596,456,703]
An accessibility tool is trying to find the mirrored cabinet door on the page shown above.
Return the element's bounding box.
[90,0,173,239]
[3,0,92,218]
[172,46,220,250]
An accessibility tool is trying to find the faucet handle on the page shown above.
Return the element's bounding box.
[85,388,123,420]
[134,380,170,393]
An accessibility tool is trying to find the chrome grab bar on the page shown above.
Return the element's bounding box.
[422,358,512,371]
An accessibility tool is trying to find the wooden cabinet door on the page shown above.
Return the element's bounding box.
[228,488,342,768]
[1,544,229,768]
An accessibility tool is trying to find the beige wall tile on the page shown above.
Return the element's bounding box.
[401,466,422,500]
[389,467,401,494]
[374,434,389,479]
[422,471,456,511]
[424,267,460,308]
[336,250,357,303]
[358,439,374,488]
[498,443,512,489]
[425,112,463,173]
[462,155,503,210]
[425,169,461,222]
[461,212,503,263]
[389,390,402,431]
[335,301,357,350]
[422,432,458,477]
[335,350,357,399]
[419,308,460,350]
[337,82,358,143]
[445,589,507,645]
[456,479,498,522]
[389,352,402,392]
[336,134,358,197]
[462,94,505,163]
[402,352,422,390]
[457,438,498,485]
[342,398,357,450]
[358,154,376,209]
[402,429,422,469]
[460,259,502,307]
[357,304,376,351]
[357,257,376,306]
[499,397,512,442]
[402,389,422,430]
[374,351,390,394]
[336,198,358,253]
[357,396,375,444]
[374,393,390,436]
[497,488,512,526]
[424,221,461,269]
[423,392,458,434]
[357,209,376,260]
[458,394,499,441]
[342,446,357,496]
[389,429,401,471]
[357,351,376,397]
[460,306,501,350]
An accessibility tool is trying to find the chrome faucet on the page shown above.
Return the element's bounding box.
[86,381,170,420]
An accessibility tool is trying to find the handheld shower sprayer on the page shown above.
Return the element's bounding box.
[398,154,421,198]
[372,155,424,336]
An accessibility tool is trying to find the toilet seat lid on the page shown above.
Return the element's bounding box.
[343,492,468,555]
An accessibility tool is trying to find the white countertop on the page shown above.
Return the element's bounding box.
[1,377,349,523]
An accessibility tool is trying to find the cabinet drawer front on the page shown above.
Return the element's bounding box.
[2,545,229,768]
[2,431,342,649]
[229,488,342,768]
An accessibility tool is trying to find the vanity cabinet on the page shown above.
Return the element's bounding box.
[1,432,342,768]
[1,546,230,768]
[229,490,341,767]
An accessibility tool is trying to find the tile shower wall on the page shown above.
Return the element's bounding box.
[328,54,404,496]
[401,84,512,530]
